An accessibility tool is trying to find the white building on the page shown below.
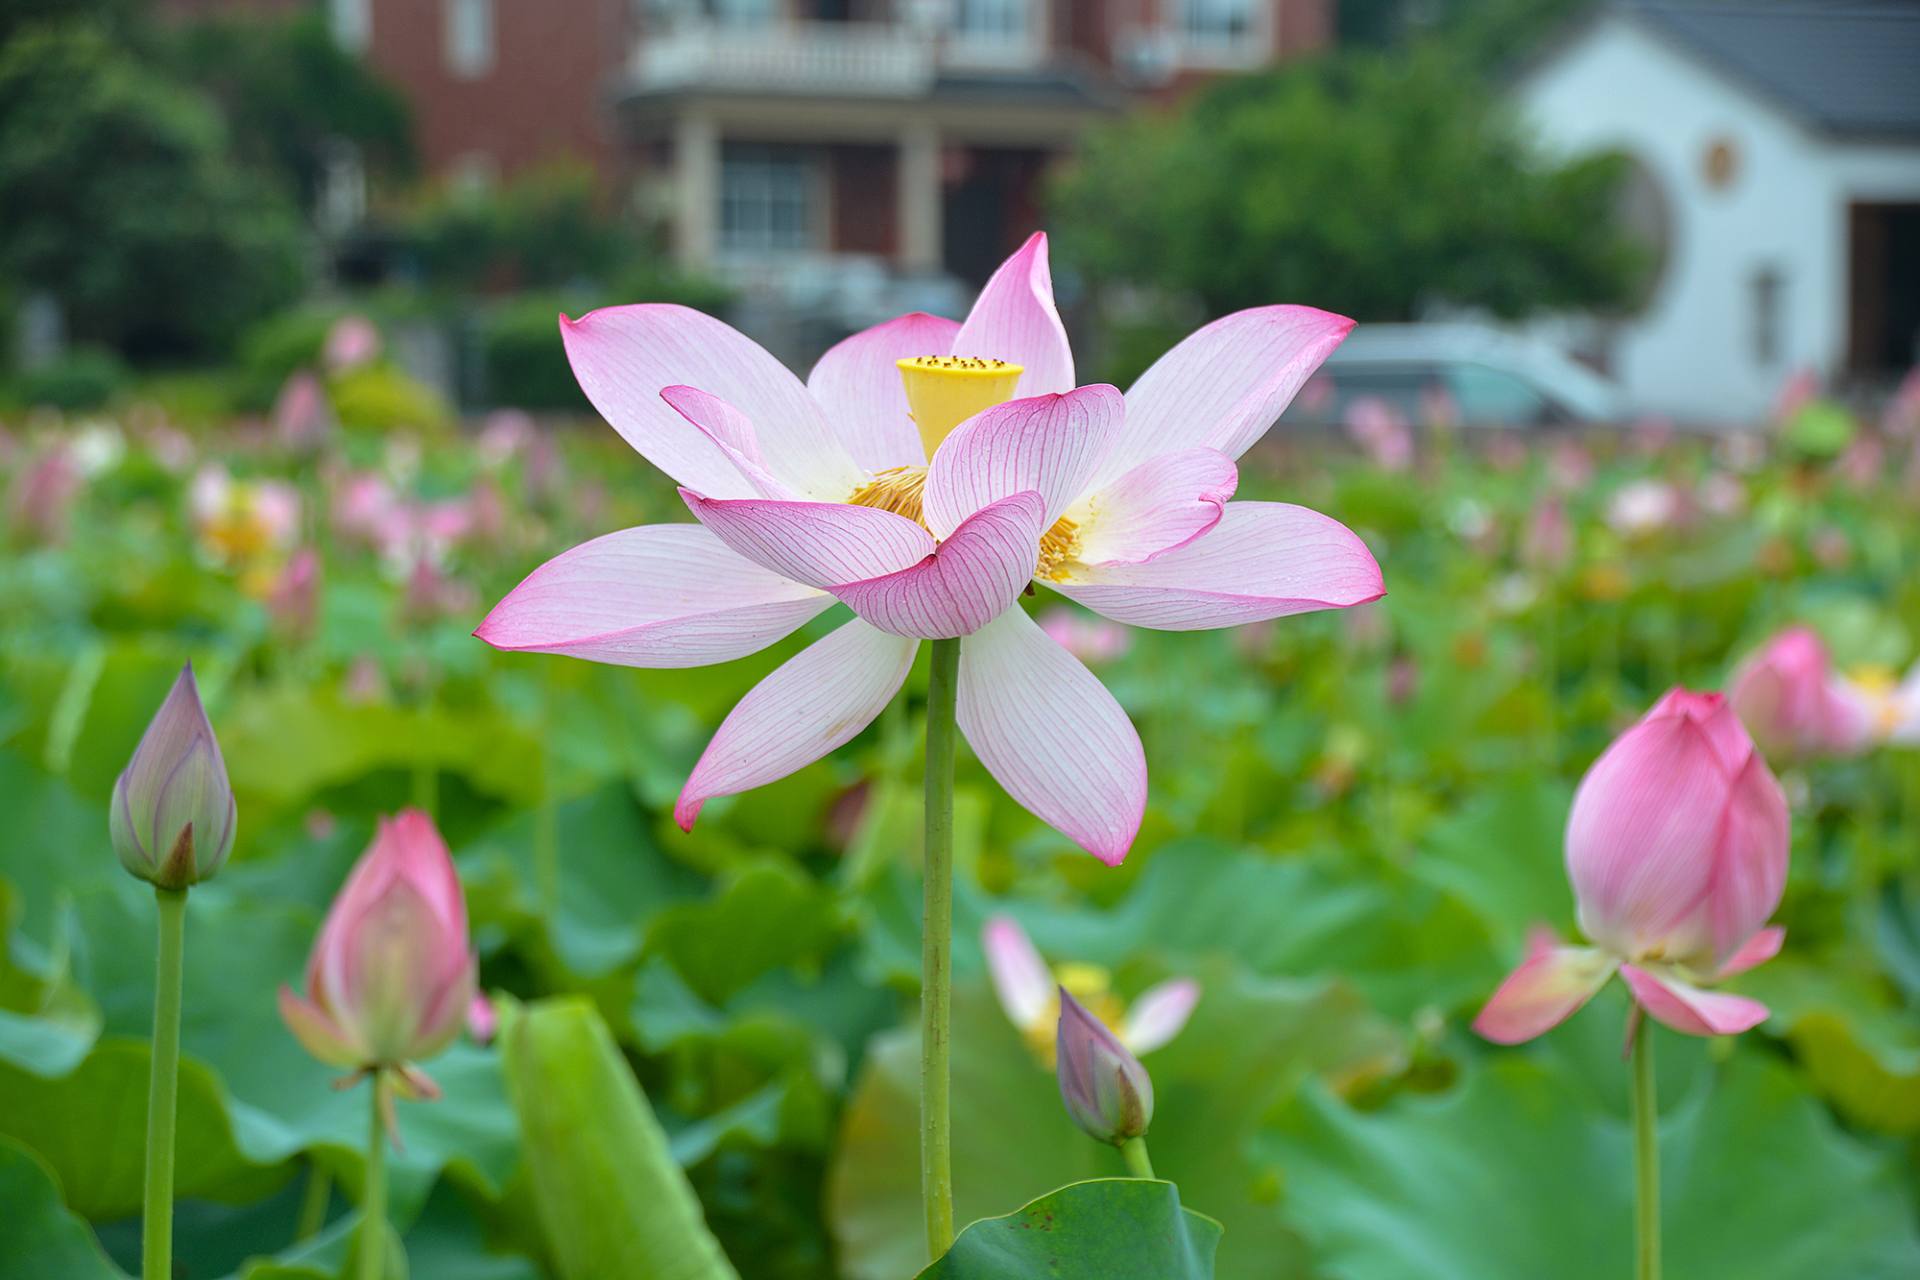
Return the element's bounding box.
[1515,2,1920,422]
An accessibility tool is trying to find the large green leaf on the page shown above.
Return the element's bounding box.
[829,969,1401,1280]
[0,1135,124,1280]
[918,1179,1221,1280]
[500,997,740,1280]
[1741,958,1920,1133]
[1260,1043,1920,1280]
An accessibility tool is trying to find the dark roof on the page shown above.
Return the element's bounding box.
[1624,2,1920,139]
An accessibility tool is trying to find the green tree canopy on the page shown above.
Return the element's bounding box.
[1049,48,1644,324]
[0,23,307,361]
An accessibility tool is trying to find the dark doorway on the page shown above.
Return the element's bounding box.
[942,147,1048,286]
[1849,202,1920,377]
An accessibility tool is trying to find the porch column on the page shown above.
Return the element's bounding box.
[673,110,719,269]
[898,120,942,272]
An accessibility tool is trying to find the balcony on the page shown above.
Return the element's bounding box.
[631,22,937,98]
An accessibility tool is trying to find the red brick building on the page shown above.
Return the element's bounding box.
[302,0,1328,282]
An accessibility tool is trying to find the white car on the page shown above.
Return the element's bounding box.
[1293,323,1630,429]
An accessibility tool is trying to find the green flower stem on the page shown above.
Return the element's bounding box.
[294,1161,331,1242]
[1121,1136,1156,1180]
[143,886,187,1280]
[922,636,960,1260]
[360,1073,390,1280]
[1632,1022,1661,1280]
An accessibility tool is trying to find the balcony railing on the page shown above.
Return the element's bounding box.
[631,22,937,97]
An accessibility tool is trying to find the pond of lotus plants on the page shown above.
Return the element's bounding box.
[4,260,1920,1280]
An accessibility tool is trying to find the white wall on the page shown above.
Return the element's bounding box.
[1515,16,1920,423]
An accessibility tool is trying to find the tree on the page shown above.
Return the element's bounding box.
[164,11,414,212]
[1048,48,1645,325]
[0,24,307,361]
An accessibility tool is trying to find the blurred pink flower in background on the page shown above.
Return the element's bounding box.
[1475,689,1788,1042]
[1810,525,1852,571]
[477,410,536,469]
[1483,433,1527,473]
[323,314,382,373]
[279,809,476,1096]
[267,547,322,639]
[1835,434,1885,491]
[1696,471,1747,517]
[403,555,478,621]
[1627,416,1673,456]
[1771,367,1819,424]
[983,915,1198,1066]
[1882,368,1920,438]
[1038,606,1131,665]
[1419,383,1460,432]
[1728,627,1871,762]
[1343,396,1413,471]
[273,371,335,451]
[1832,664,1920,749]
[189,465,301,568]
[1386,654,1419,708]
[1548,438,1594,491]
[6,443,82,543]
[343,655,388,704]
[1522,497,1572,572]
[1604,478,1679,538]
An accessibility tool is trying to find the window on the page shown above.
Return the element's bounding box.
[956,0,1027,39]
[720,146,813,254]
[1178,0,1253,43]
[1752,265,1784,367]
[444,0,495,78]
[330,0,370,53]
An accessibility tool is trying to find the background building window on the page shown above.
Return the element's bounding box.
[956,0,1026,39]
[711,0,777,26]
[444,0,495,78]
[329,0,370,53]
[720,146,814,254]
[1751,265,1784,367]
[1178,0,1253,43]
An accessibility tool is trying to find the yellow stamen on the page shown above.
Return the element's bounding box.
[897,355,1024,456]
[1847,664,1902,736]
[1036,516,1082,581]
[847,466,928,524]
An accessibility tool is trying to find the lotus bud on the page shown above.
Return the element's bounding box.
[278,810,477,1077]
[1056,987,1153,1145]
[110,664,236,889]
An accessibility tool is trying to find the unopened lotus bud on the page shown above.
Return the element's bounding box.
[110,665,236,889]
[1056,987,1153,1145]
[279,810,476,1073]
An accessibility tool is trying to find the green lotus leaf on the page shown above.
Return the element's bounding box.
[918,1178,1221,1280]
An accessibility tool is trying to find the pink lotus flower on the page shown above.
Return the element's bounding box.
[1037,606,1131,665]
[1833,663,1920,748]
[983,915,1198,1064]
[1342,396,1413,471]
[477,232,1382,864]
[1728,627,1872,762]
[1057,987,1153,1146]
[1604,478,1678,538]
[266,547,321,640]
[324,314,382,373]
[1476,690,1788,1043]
[272,371,334,451]
[278,810,477,1095]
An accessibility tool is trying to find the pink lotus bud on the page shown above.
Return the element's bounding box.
[272,371,335,451]
[323,314,382,373]
[1056,987,1153,1145]
[267,547,321,640]
[1522,497,1572,571]
[279,810,476,1074]
[1475,689,1789,1043]
[1728,627,1872,762]
[111,665,237,889]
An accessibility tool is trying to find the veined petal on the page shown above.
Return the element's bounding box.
[661,385,797,499]
[1715,925,1785,979]
[982,915,1053,1032]
[1121,978,1200,1055]
[956,606,1145,865]
[1704,753,1790,968]
[808,311,960,470]
[560,305,862,500]
[1096,305,1354,487]
[675,619,918,830]
[830,492,1047,638]
[951,232,1074,398]
[1471,946,1618,1045]
[1621,964,1769,1037]
[922,385,1122,536]
[1071,448,1238,565]
[476,525,832,668]
[1052,501,1383,631]
[681,490,934,589]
